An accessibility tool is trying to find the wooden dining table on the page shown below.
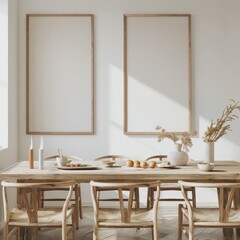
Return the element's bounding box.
[1,159,240,240]
[1,160,240,182]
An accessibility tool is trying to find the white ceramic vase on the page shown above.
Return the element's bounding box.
[204,142,214,163]
[168,143,189,166]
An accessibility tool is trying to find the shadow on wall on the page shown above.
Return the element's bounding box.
[107,59,240,156]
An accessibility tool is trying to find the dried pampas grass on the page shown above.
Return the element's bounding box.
[156,126,194,152]
[203,99,240,142]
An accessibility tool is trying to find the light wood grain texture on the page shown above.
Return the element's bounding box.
[2,181,77,240]
[1,161,240,182]
[90,181,161,240]
[178,180,240,240]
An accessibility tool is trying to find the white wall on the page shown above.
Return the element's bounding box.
[0,0,8,149]
[17,0,240,204]
[0,0,18,223]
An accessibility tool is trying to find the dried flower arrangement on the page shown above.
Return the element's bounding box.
[203,99,240,142]
[156,126,193,152]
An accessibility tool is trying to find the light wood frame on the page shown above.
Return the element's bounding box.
[124,14,193,136]
[26,14,95,135]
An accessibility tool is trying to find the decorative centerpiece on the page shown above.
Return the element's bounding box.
[156,126,194,166]
[203,99,240,163]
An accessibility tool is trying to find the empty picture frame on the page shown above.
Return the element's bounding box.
[26,14,94,135]
[124,14,193,135]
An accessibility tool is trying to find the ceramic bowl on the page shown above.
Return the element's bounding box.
[56,156,68,167]
[198,162,214,172]
[103,161,115,167]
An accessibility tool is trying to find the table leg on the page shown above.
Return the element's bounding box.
[223,229,234,240]
[218,188,234,240]
[18,184,38,240]
[234,188,240,240]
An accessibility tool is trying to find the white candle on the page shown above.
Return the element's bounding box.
[29,136,34,169]
[40,136,43,149]
[39,136,44,170]
[30,136,33,149]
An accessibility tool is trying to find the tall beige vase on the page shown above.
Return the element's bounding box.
[204,142,215,163]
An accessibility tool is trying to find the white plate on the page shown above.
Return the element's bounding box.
[103,165,123,168]
[57,165,98,170]
[157,163,177,169]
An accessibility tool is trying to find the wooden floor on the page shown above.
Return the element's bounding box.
[34,206,225,240]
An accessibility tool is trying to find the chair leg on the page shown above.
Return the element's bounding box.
[151,227,154,240]
[178,204,183,240]
[20,227,27,240]
[3,223,8,240]
[151,188,154,209]
[16,227,20,240]
[93,226,99,240]
[147,188,150,209]
[78,184,83,219]
[72,206,77,240]
[234,189,240,238]
[134,188,140,209]
[39,190,44,208]
[74,184,80,229]
[192,188,196,208]
[97,191,101,202]
[189,219,194,240]
[153,222,158,240]
[62,223,67,240]
[147,188,154,209]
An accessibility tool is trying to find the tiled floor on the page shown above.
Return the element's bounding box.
[36,206,225,240]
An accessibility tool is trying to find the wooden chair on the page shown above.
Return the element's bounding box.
[145,155,168,161]
[90,181,161,240]
[40,157,83,225]
[95,155,140,208]
[178,181,240,240]
[2,180,77,240]
[95,155,129,162]
[39,183,83,225]
[146,155,196,208]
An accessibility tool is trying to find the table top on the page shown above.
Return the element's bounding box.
[1,160,240,183]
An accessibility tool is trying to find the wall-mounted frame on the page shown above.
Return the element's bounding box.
[26,14,94,135]
[124,14,193,136]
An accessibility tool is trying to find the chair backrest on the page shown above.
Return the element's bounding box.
[1,180,75,224]
[178,180,240,223]
[95,155,129,162]
[90,181,161,223]
[145,155,167,161]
